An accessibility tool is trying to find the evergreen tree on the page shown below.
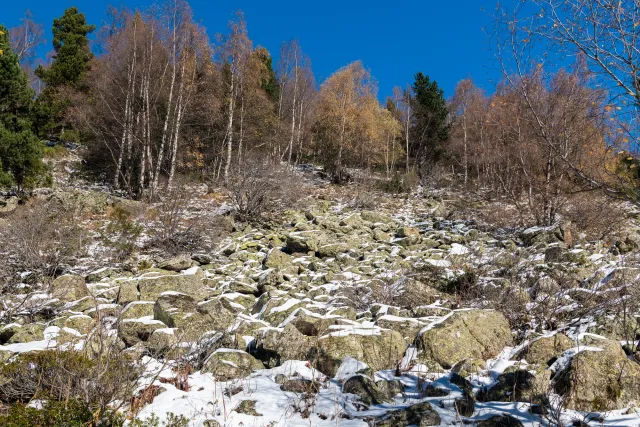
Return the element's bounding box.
[0,25,34,131]
[410,72,449,168]
[255,47,279,104]
[0,25,44,190]
[33,7,95,138]
[35,7,95,87]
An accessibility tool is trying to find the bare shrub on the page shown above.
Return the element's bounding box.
[0,198,90,285]
[225,159,303,221]
[562,192,628,242]
[101,203,143,261]
[377,170,419,194]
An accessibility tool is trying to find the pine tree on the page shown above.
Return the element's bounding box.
[35,7,95,87]
[254,47,279,105]
[0,25,44,190]
[33,7,95,138]
[0,25,34,131]
[411,72,449,168]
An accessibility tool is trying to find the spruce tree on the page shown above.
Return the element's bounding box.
[411,72,449,168]
[33,7,95,138]
[35,7,95,87]
[0,25,34,131]
[0,25,43,190]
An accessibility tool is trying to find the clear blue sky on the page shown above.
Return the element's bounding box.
[4,0,500,100]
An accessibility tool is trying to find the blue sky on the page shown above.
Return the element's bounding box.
[4,0,500,100]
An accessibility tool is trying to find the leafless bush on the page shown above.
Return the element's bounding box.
[0,198,91,286]
[225,159,303,221]
[146,185,204,255]
[562,192,628,242]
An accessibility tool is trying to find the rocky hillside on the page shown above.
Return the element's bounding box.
[1,181,640,426]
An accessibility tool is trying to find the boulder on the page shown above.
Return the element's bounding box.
[280,378,321,394]
[417,310,512,369]
[554,342,640,411]
[361,211,394,224]
[479,368,550,404]
[121,301,156,319]
[202,349,263,381]
[117,281,139,305]
[253,323,314,368]
[342,374,390,407]
[285,231,330,253]
[374,401,441,426]
[137,269,205,300]
[51,275,89,302]
[153,292,197,328]
[263,248,292,269]
[146,328,179,356]
[234,400,261,416]
[196,299,237,331]
[477,415,524,427]
[7,323,45,344]
[117,318,167,347]
[515,333,574,366]
[158,255,194,272]
[314,329,406,377]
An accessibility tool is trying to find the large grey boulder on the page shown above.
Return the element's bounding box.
[417,310,512,369]
[51,275,89,302]
[202,349,264,381]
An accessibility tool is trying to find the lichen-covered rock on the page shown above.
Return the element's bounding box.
[554,342,640,411]
[146,328,179,356]
[477,414,524,427]
[153,292,196,328]
[314,329,406,377]
[361,211,394,225]
[516,333,574,366]
[202,349,263,381]
[451,358,485,377]
[479,368,550,404]
[7,323,45,344]
[253,323,314,367]
[376,315,425,341]
[342,374,390,407]
[280,378,321,393]
[51,275,89,302]
[234,400,261,416]
[121,301,156,319]
[117,281,139,304]
[117,318,167,347]
[263,248,292,269]
[137,269,205,300]
[158,255,194,272]
[285,231,330,254]
[417,309,512,369]
[374,401,441,426]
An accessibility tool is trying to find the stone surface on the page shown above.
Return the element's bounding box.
[417,310,512,369]
[554,342,640,411]
[314,329,406,377]
[51,275,89,302]
[202,349,264,381]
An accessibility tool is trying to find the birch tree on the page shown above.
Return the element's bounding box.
[219,11,251,181]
